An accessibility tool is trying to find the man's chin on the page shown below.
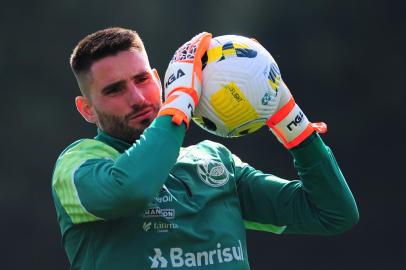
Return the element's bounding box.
[100,124,145,144]
[128,109,157,127]
[96,110,157,143]
[119,118,154,143]
[129,117,153,130]
[115,129,143,144]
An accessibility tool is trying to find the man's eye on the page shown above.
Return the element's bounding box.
[105,86,122,95]
[135,75,149,84]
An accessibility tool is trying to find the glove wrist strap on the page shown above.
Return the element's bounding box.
[267,97,326,149]
[158,91,196,128]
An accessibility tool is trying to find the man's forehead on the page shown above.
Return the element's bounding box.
[91,50,149,77]
[83,50,150,91]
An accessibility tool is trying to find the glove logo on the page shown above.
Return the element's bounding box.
[287,111,304,131]
[164,69,185,89]
[196,159,229,187]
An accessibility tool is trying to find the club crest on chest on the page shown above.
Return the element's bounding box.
[196,159,230,187]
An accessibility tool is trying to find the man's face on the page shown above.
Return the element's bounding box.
[80,50,162,143]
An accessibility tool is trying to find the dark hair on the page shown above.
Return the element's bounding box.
[70,27,146,77]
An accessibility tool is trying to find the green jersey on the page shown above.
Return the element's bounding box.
[52,116,358,270]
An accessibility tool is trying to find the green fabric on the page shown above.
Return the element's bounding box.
[235,133,359,235]
[52,139,120,224]
[243,220,286,234]
[52,119,358,270]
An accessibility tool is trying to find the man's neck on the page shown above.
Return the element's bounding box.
[94,129,132,153]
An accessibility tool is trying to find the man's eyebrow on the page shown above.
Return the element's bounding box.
[133,71,149,79]
[100,71,150,94]
[101,80,125,94]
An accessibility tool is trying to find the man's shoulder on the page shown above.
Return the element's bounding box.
[199,139,233,148]
[52,138,121,189]
[183,139,229,151]
[58,138,120,161]
[179,140,233,161]
[53,138,120,179]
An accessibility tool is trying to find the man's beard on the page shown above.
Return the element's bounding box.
[94,104,159,144]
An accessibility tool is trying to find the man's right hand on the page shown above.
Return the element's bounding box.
[158,32,212,128]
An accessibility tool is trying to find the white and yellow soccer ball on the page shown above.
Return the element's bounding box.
[193,35,282,137]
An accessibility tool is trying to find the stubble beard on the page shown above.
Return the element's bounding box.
[94,104,160,144]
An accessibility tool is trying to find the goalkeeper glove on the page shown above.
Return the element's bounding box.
[266,80,327,149]
[158,32,212,128]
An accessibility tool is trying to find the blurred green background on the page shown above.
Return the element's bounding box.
[1,0,405,269]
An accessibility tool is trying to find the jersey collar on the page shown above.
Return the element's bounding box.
[94,129,131,154]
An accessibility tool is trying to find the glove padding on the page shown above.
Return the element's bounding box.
[159,32,212,127]
[266,80,327,149]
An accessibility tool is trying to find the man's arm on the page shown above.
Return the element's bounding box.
[236,133,359,235]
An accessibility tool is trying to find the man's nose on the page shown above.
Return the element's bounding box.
[128,83,146,105]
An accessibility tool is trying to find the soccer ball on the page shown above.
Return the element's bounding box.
[193,35,282,137]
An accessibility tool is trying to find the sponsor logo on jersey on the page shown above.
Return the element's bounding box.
[144,207,175,219]
[149,240,245,268]
[143,221,179,233]
[143,221,152,232]
[154,194,174,203]
[196,159,229,187]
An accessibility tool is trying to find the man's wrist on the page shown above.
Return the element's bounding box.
[159,91,196,127]
[150,115,187,145]
[288,132,330,166]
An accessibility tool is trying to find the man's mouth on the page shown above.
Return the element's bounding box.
[127,107,154,123]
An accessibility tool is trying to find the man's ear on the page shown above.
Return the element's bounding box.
[75,96,97,123]
[151,68,163,101]
[152,68,162,85]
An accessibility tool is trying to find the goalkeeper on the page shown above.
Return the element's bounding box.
[52,27,358,270]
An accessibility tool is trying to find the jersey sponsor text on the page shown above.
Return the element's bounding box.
[149,240,244,268]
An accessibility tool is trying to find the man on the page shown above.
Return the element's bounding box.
[52,27,358,270]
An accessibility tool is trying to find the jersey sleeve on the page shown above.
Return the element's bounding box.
[52,116,185,224]
[235,133,359,235]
